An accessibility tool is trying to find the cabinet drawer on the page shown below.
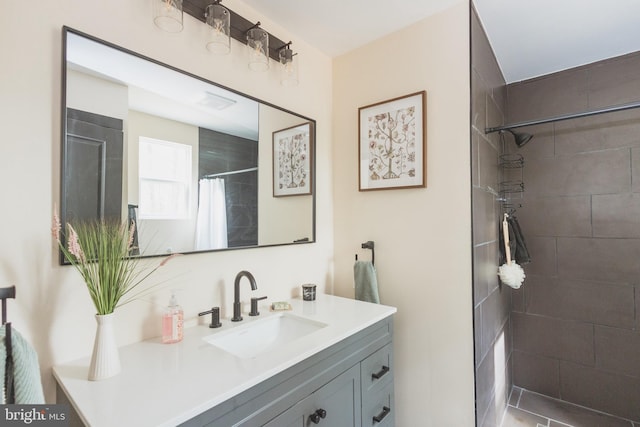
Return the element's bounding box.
[362,382,394,427]
[263,364,361,427]
[361,343,393,396]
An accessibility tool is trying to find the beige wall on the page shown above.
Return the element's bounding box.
[66,68,129,120]
[332,2,474,425]
[0,0,332,402]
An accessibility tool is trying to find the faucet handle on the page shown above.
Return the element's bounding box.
[198,307,222,328]
[249,296,268,316]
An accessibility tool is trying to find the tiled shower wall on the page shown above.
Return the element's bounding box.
[199,128,259,247]
[507,52,640,422]
[471,6,511,427]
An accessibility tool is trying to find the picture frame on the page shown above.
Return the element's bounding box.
[273,122,313,197]
[358,91,426,191]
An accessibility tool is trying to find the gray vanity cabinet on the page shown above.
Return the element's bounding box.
[187,316,394,427]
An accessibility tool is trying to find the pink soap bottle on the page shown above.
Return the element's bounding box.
[162,291,183,344]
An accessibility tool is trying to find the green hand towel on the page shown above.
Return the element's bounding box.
[0,324,44,404]
[354,261,380,304]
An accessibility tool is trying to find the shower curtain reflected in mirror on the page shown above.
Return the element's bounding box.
[195,178,228,250]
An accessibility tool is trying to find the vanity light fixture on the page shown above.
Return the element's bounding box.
[154,1,300,82]
[205,1,230,54]
[153,0,184,33]
[246,23,269,71]
[278,42,299,87]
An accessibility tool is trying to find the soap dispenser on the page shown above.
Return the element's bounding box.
[162,290,184,344]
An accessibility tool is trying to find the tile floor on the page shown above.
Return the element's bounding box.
[501,387,639,427]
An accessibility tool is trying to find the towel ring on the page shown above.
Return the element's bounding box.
[361,241,375,266]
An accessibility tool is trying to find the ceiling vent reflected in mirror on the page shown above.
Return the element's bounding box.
[198,91,237,110]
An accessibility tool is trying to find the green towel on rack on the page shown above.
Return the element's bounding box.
[354,261,380,304]
[0,325,44,404]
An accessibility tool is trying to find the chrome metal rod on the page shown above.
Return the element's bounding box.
[485,100,640,134]
[203,166,258,178]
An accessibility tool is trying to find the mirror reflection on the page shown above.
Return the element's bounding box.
[61,28,315,259]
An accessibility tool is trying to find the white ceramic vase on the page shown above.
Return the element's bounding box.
[88,313,121,381]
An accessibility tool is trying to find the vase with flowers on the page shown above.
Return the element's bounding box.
[52,214,176,380]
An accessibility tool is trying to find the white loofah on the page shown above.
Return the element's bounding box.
[498,262,525,289]
[498,213,526,289]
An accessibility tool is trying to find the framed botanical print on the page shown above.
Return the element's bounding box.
[273,122,313,197]
[358,91,426,191]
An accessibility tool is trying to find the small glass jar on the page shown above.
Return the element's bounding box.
[302,284,316,301]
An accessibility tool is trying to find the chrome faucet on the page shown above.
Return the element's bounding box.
[232,270,257,322]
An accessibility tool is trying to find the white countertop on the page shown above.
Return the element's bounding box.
[53,294,396,427]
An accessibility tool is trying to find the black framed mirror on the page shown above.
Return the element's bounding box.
[60,27,315,262]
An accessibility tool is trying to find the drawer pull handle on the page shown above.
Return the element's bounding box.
[371,365,390,380]
[373,406,391,423]
[309,408,327,424]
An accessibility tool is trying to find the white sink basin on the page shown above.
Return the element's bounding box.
[203,313,328,359]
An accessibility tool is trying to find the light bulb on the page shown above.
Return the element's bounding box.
[213,19,223,33]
